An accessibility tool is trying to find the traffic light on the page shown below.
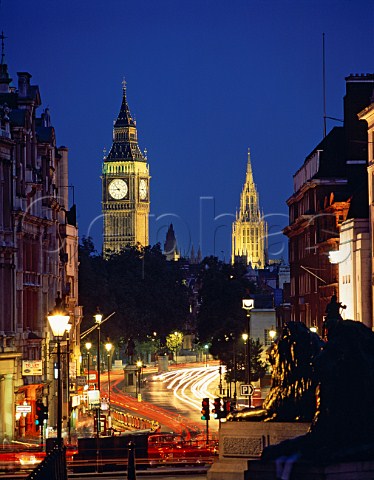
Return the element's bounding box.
[212,397,222,419]
[201,397,210,420]
[222,400,230,418]
[35,400,48,426]
[42,404,48,422]
[35,400,43,426]
[222,400,236,418]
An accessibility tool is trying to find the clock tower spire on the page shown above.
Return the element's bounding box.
[102,79,150,255]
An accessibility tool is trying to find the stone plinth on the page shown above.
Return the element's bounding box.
[247,460,374,480]
[207,421,309,480]
[122,364,139,394]
[157,355,169,373]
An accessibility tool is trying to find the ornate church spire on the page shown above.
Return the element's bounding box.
[245,147,254,185]
[232,149,268,268]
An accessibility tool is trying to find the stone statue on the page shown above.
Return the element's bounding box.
[125,337,136,364]
[227,321,323,422]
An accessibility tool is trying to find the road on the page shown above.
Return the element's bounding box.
[104,363,221,439]
[69,472,208,480]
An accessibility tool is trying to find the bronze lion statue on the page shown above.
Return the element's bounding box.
[227,321,323,422]
[262,319,374,463]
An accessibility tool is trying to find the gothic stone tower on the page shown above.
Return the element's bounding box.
[102,80,150,255]
[232,149,268,267]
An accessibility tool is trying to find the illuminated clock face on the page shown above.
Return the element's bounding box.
[108,179,128,200]
[139,179,148,200]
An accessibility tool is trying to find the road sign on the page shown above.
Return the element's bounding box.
[76,375,86,386]
[240,384,254,396]
[16,404,32,413]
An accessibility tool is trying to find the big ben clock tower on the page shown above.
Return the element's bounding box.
[102,79,150,255]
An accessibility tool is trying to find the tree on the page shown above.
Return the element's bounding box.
[78,240,190,351]
[196,257,253,343]
[196,256,266,383]
[166,331,183,362]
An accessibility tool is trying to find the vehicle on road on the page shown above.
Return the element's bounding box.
[148,433,215,463]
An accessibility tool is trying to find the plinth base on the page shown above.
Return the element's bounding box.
[247,459,374,480]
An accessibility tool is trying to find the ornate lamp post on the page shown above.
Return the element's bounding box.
[66,322,72,444]
[94,309,103,391]
[47,296,70,446]
[174,331,178,365]
[204,344,209,367]
[241,332,248,382]
[242,298,254,406]
[105,342,113,435]
[94,309,103,438]
[85,342,92,388]
[105,342,113,406]
[136,360,143,399]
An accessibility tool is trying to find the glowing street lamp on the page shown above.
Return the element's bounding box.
[242,332,248,381]
[136,360,143,399]
[85,342,92,388]
[66,322,72,443]
[94,309,103,391]
[105,342,112,406]
[105,342,112,432]
[94,308,103,438]
[47,295,70,446]
[242,297,254,406]
[269,327,276,343]
[204,344,209,367]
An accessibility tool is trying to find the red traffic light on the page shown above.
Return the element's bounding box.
[213,397,222,419]
[201,397,210,420]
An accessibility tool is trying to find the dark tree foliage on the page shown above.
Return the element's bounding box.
[78,238,189,345]
[196,256,266,381]
[196,256,254,342]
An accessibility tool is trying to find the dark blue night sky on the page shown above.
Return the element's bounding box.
[2,0,373,260]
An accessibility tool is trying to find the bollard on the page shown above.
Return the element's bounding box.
[127,441,136,480]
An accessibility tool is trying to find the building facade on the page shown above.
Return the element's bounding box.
[284,74,374,331]
[329,218,371,326]
[0,57,80,441]
[358,100,374,329]
[102,80,150,255]
[232,149,268,268]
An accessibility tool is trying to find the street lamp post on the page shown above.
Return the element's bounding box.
[85,342,92,388]
[94,309,103,439]
[174,331,178,365]
[136,360,143,401]
[94,309,103,391]
[242,298,254,406]
[105,342,112,432]
[242,332,248,384]
[204,344,209,367]
[48,296,70,446]
[66,323,72,444]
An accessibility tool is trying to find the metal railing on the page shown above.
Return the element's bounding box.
[26,445,67,480]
